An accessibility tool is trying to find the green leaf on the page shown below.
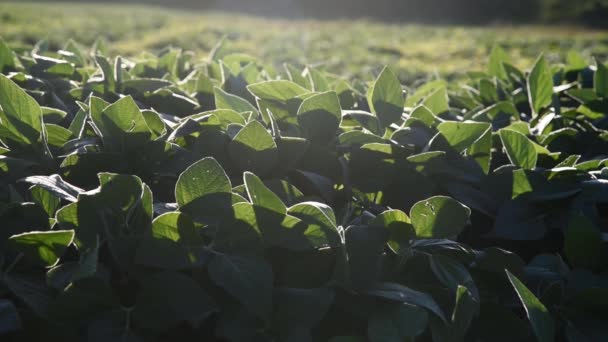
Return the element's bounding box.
[367,66,404,127]
[437,121,491,153]
[499,129,537,169]
[410,196,470,239]
[422,87,449,115]
[214,202,263,254]
[244,171,286,214]
[564,214,602,270]
[368,303,429,341]
[595,59,608,98]
[9,230,74,266]
[0,74,43,146]
[405,105,438,128]
[488,45,509,79]
[95,54,116,92]
[214,87,258,114]
[247,80,309,102]
[30,185,60,218]
[135,212,203,270]
[0,37,15,72]
[451,286,478,341]
[90,96,151,151]
[228,120,278,176]
[506,270,555,342]
[527,55,553,115]
[371,209,414,255]
[208,254,273,319]
[430,255,479,302]
[175,157,232,223]
[287,201,341,249]
[297,91,341,144]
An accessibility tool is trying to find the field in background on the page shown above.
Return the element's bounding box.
[2,2,608,83]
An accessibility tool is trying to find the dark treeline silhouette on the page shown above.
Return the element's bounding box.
[27,0,608,27]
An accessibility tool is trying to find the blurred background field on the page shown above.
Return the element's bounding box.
[1,2,608,84]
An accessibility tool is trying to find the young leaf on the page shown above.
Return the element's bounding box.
[0,37,15,72]
[367,66,404,127]
[0,74,43,146]
[297,91,341,145]
[9,230,74,266]
[527,55,553,115]
[247,80,309,102]
[488,45,509,80]
[437,121,491,153]
[243,171,286,214]
[594,59,608,98]
[410,196,470,239]
[175,157,232,222]
[90,96,151,151]
[422,87,449,115]
[228,120,278,176]
[214,87,258,114]
[506,270,555,342]
[499,129,537,169]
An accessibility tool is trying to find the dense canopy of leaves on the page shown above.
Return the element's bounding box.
[0,36,607,341]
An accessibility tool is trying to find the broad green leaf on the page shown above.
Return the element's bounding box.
[405,105,438,128]
[287,201,341,249]
[422,87,449,115]
[9,230,74,266]
[214,202,263,254]
[244,171,286,214]
[175,157,232,222]
[30,185,60,218]
[247,80,309,102]
[410,196,470,239]
[371,209,414,255]
[95,54,116,92]
[368,303,428,341]
[595,59,608,98]
[451,286,478,341]
[468,126,492,174]
[228,120,278,176]
[297,91,341,144]
[0,74,43,146]
[135,212,202,270]
[527,55,553,115]
[437,121,491,153]
[214,87,258,114]
[367,66,404,127]
[208,254,273,319]
[0,38,15,72]
[506,270,555,342]
[90,96,151,151]
[430,255,479,302]
[488,45,509,79]
[499,129,537,169]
